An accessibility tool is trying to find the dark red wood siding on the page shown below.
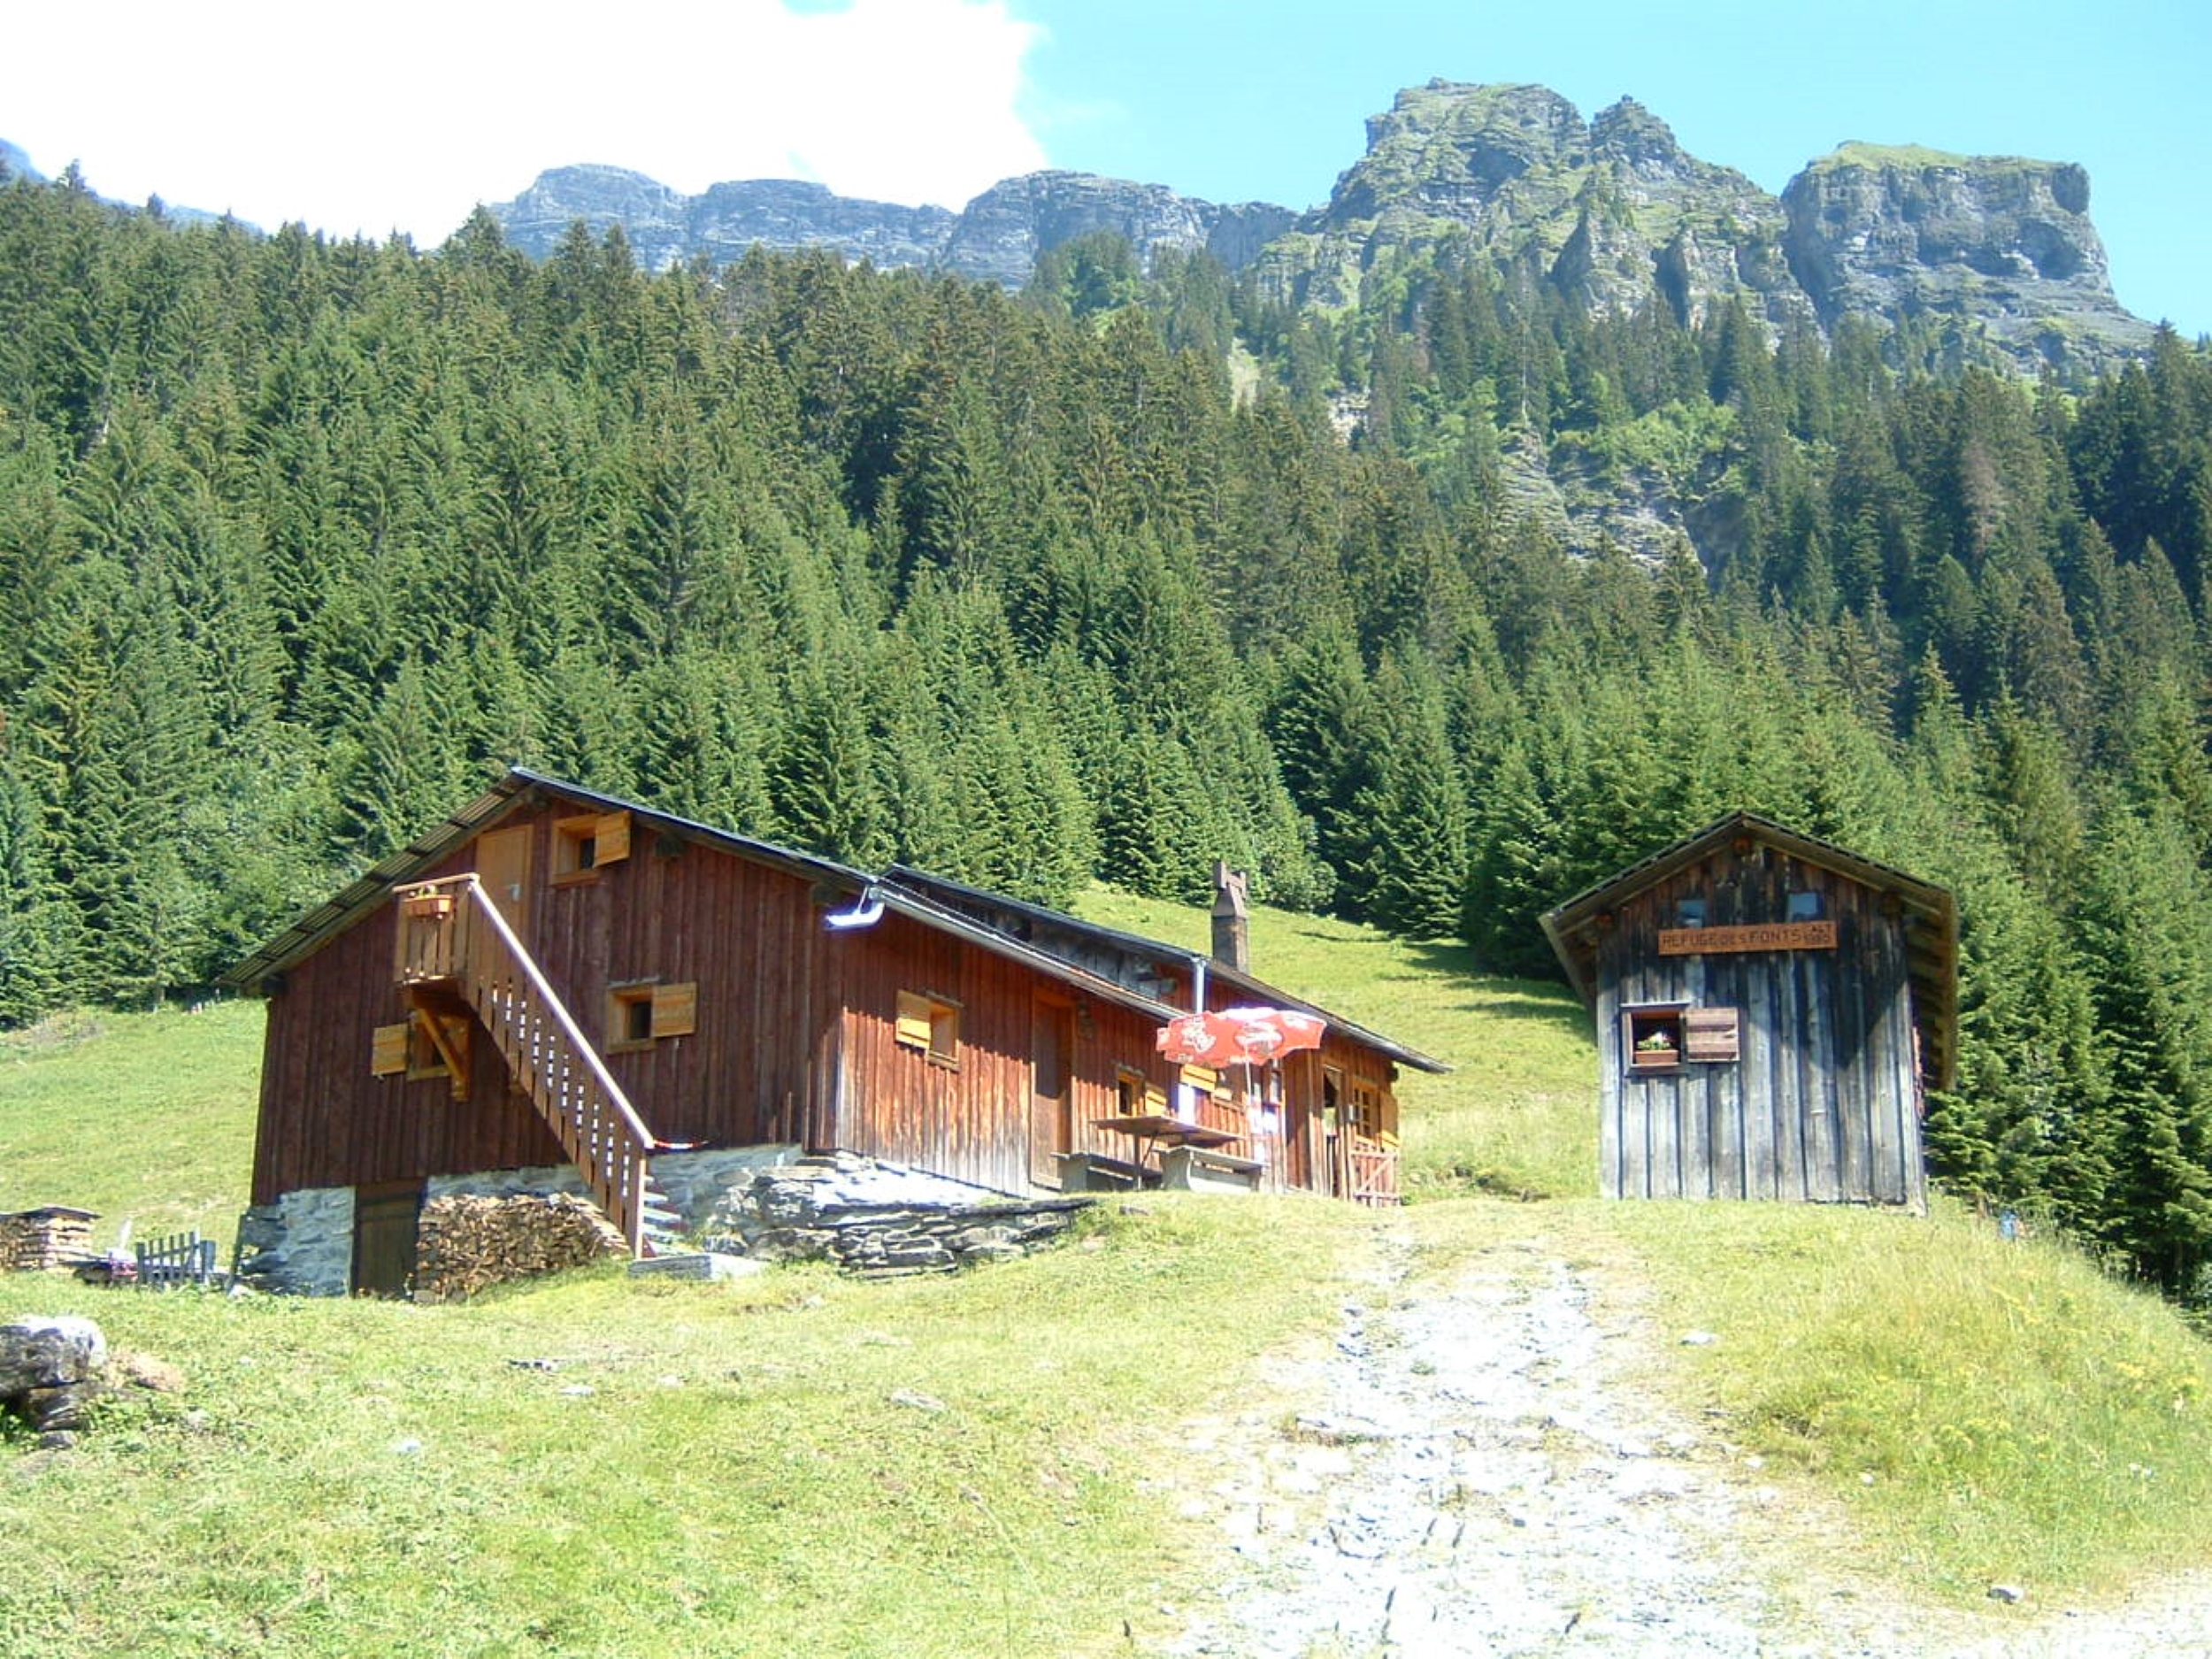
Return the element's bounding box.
[251,787,1382,1204]
[252,795,836,1203]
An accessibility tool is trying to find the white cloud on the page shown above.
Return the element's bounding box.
[0,0,1046,243]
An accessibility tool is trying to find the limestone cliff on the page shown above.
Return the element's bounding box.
[1248,82,2153,378]
[492,165,952,273]
[466,79,2158,379]
[1781,143,2152,376]
[1250,83,1813,331]
[488,165,1286,286]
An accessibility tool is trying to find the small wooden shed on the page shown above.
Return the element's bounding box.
[1540,814,1956,1208]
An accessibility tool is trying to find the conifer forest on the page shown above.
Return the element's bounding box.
[5,172,2212,1298]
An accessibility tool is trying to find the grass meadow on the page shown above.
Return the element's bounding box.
[5,885,2212,1650]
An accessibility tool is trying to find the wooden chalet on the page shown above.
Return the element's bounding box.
[222,770,1445,1292]
[1540,813,1956,1209]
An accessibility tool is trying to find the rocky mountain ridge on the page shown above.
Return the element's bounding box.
[491,163,1294,291]
[1260,81,2148,377]
[484,80,2152,380]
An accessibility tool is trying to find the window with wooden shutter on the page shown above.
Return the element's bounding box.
[1623,1004,1689,1073]
[1685,1007,1741,1063]
[895,990,959,1067]
[1174,1063,1227,1123]
[607,980,697,1052]
[650,981,696,1037]
[554,810,633,883]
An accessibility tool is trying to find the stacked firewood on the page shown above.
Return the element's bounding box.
[413,1194,626,1301]
[0,1209,97,1271]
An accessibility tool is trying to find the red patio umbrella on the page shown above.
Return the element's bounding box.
[1156,1007,1326,1068]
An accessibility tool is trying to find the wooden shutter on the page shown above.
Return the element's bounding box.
[1686,1007,1741,1063]
[895,991,933,1050]
[651,981,698,1038]
[594,810,632,864]
[371,1023,409,1076]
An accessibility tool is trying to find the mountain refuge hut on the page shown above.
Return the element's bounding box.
[1540,814,1957,1209]
[220,771,1446,1294]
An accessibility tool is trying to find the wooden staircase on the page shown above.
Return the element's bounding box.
[393,875,677,1256]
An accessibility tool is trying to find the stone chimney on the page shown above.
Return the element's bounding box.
[1210,862,1249,973]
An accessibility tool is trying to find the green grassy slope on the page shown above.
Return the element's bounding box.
[2,1002,263,1251]
[4,888,2212,1647]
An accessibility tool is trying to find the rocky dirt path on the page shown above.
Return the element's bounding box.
[1170,1228,2212,1657]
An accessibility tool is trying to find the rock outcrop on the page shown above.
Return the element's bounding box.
[494,165,955,273]
[463,81,2156,378]
[1248,82,1812,331]
[939,170,1292,289]
[1,1315,106,1447]
[1781,143,2153,376]
[488,165,1287,288]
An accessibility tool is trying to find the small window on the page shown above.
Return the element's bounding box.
[1786,890,1823,922]
[1624,1006,1686,1071]
[373,1009,471,1099]
[1674,898,1706,928]
[895,990,960,1068]
[607,980,698,1052]
[1116,1068,1148,1118]
[554,811,633,883]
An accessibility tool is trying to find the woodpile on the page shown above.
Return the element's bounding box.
[413,1194,626,1301]
[0,1208,97,1272]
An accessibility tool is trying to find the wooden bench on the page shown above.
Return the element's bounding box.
[1157,1146,1264,1193]
[1056,1151,1146,1193]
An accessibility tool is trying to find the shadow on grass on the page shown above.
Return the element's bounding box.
[1397,942,1594,1039]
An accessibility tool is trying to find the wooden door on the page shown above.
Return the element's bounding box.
[1322,1067,1346,1199]
[1029,998,1073,1187]
[477,824,532,935]
[350,1181,423,1297]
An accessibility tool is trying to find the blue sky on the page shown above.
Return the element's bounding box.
[2,0,2200,336]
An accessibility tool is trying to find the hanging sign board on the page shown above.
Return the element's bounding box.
[1658,921,1836,956]
[1685,1008,1741,1063]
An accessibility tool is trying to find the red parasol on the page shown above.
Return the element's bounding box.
[1156,1007,1326,1068]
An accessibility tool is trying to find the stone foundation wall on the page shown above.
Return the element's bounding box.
[234,1186,354,1296]
[649,1145,800,1225]
[708,1153,1092,1276]
[232,1145,1071,1294]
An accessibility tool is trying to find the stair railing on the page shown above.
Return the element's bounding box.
[393,874,660,1253]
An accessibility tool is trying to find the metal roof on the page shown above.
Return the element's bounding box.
[218,768,870,992]
[222,772,1449,1073]
[881,865,1451,1073]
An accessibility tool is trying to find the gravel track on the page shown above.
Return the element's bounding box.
[1170,1230,2212,1658]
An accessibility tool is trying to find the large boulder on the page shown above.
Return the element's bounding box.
[1,1316,107,1446]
